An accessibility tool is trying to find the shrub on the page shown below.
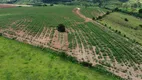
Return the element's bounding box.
[124,34,126,37]
[96,16,102,20]
[114,7,119,11]
[139,24,142,28]
[132,39,136,43]
[0,33,2,36]
[12,37,17,40]
[92,17,95,20]
[134,27,138,30]
[118,31,121,34]
[50,4,54,6]
[18,6,22,7]
[124,18,128,22]
[139,9,142,14]
[96,47,99,54]
[43,4,47,6]
[81,62,92,67]
[115,30,118,33]
[57,24,66,32]
[106,11,110,15]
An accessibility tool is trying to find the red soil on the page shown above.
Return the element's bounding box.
[0,4,15,8]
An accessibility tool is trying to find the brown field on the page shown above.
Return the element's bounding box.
[0,4,15,8]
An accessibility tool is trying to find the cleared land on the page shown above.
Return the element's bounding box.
[0,4,15,8]
[0,6,142,80]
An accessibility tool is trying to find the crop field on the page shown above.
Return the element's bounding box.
[80,7,109,19]
[0,6,142,80]
[0,36,120,80]
[99,12,142,44]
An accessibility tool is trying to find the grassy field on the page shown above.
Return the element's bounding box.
[99,12,142,44]
[0,36,120,80]
[0,6,142,80]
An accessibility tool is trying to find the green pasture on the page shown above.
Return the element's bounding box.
[0,36,120,80]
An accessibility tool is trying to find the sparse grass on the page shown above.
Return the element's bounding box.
[99,12,142,44]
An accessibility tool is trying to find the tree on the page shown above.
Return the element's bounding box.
[92,17,95,20]
[57,24,66,32]
[0,33,2,36]
[139,9,142,14]
[50,3,54,6]
[124,18,129,21]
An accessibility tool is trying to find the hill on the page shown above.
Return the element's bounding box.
[0,0,142,4]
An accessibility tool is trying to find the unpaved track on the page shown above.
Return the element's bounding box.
[73,8,108,28]
[73,8,92,22]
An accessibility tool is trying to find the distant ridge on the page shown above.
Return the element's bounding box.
[0,0,141,4]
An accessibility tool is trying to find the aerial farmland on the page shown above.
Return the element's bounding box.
[0,0,142,80]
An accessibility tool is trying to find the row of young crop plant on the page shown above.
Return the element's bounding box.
[66,21,142,79]
[92,22,141,65]
[1,11,142,68]
[72,21,139,64]
[81,7,109,19]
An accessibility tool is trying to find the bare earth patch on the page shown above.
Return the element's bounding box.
[0,4,15,8]
[0,4,32,8]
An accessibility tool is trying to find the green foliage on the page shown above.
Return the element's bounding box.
[99,12,142,44]
[0,36,120,80]
[57,24,66,32]
[139,9,142,14]
[124,18,128,21]
[50,3,54,6]
[0,33,2,36]
[92,17,95,20]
